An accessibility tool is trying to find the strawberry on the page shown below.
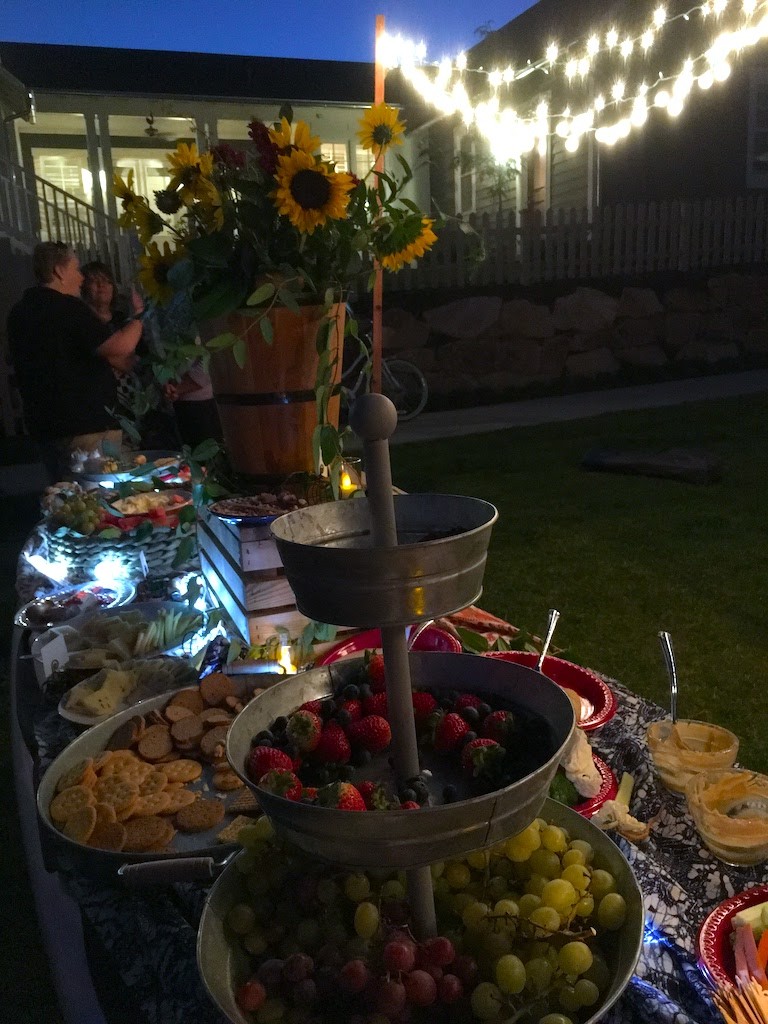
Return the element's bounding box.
[347,714,392,754]
[366,652,386,692]
[362,692,388,718]
[258,768,302,801]
[299,699,326,714]
[412,691,438,726]
[400,800,420,810]
[461,737,506,779]
[454,693,484,712]
[358,780,391,810]
[286,710,323,753]
[318,781,366,811]
[433,712,469,753]
[339,698,363,723]
[301,786,319,802]
[481,710,516,745]
[246,745,294,782]
[313,721,351,764]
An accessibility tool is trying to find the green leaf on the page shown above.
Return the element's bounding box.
[278,102,293,123]
[259,316,274,344]
[455,626,491,653]
[172,534,197,567]
[192,276,249,322]
[276,287,301,313]
[177,504,197,525]
[97,527,122,540]
[246,282,276,306]
[233,337,247,367]
[205,331,238,351]
[226,638,243,664]
[187,231,234,268]
[191,438,221,463]
[133,520,154,541]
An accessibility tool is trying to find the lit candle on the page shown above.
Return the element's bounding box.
[339,457,362,498]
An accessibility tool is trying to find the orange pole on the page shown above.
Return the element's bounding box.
[372,14,385,394]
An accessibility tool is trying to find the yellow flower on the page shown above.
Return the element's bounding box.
[378,217,437,272]
[269,117,320,154]
[138,241,184,304]
[131,200,165,246]
[113,169,136,204]
[167,142,215,205]
[357,103,406,154]
[272,150,353,234]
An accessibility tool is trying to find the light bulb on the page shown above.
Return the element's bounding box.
[565,134,581,152]
[654,89,670,107]
[667,96,684,116]
[546,42,559,63]
[714,60,731,80]
[698,69,714,89]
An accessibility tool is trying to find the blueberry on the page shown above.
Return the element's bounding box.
[342,683,360,700]
[338,764,353,781]
[478,703,492,718]
[461,731,477,745]
[272,715,288,733]
[336,708,352,727]
[399,787,417,803]
[358,683,372,700]
[320,700,337,722]
[443,784,459,803]
[351,747,372,767]
[252,734,272,748]
[439,697,454,711]
[460,706,479,725]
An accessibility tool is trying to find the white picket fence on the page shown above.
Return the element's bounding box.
[389,195,768,291]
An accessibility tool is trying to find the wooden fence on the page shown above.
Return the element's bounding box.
[388,195,768,291]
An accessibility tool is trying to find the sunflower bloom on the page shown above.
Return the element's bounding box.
[269,117,320,155]
[272,150,353,234]
[167,142,215,205]
[378,217,437,272]
[138,241,185,304]
[357,103,406,154]
[131,200,165,245]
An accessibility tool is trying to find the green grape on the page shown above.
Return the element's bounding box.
[573,894,595,918]
[529,906,561,937]
[487,875,509,901]
[525,956,554,992]
[574,978,600,1006]
[505,824,542,862]
[316,878,339,905]
[481,930,512,959]
[242,928,268,955]
[470,981,504,1020]
[493,898,520,927]
[434,877,452,898]
[255,998,285,1023]
[561,849,586,868]
[343,872,371,902]
[462,900,491,930]
[353,901,379,939]
[345,935,370,960]
[558,941,593,976]
[226,902,256,934]
[518,893,543,918]
[295,917,321,951]
[597,892,627,930]
[539,1016,575,1024]
[528,848,561,879]
[568,839,594,863]
[453,891,476,915]
[583,955,611,991]
[445,862,472,889]
[381,878,406,900]
[430,860,445,879]
[541,825,568,853]
[467,848,490,870]
[493,857,515,880]
[560,864,591,894]
[526,873,547,897]
[246,872,271,897]
[558,985,582,1013]
[589,868,616,901]
[496,953,526,994]
[541,878,578,914]
[465,881,486,900]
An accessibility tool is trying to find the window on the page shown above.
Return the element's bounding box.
[320,142,349,171]
[747,71,768,188]
[354,146,375,178]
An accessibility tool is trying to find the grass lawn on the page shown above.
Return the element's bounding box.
[391,391,768,776]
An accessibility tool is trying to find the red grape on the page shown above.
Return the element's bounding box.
[236,978,266,1012]
[437,974,464,1004]
[451,953,479,987]
[404,969,438,1006]
[421,935,456,968]
[339,959,370,994]
[377,978,407,1016]
[383,940,417,973]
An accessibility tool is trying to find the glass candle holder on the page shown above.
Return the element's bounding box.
[646,718,739,794]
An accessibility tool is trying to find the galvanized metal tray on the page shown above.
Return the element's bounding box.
[197,797,644,1024]
[226,651,575,869]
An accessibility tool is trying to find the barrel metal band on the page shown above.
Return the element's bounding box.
[215,385,341,407]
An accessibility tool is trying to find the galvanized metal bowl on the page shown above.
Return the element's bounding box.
[226,651,575,869]
[197,797,644,1024]
[269,493,498,627]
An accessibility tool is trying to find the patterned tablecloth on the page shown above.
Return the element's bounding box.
[24,655,760,1024]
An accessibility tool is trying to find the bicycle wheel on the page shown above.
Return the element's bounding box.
[382,359,429,421]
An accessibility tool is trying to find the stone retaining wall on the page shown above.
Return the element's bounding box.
[382,272,768,402]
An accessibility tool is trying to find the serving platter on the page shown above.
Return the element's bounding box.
[14,580,137,630]
[314,624,462,665]
[574,754,618,817]
[484,650,618,731]
[76,449,183,485]
[697,883,768,987]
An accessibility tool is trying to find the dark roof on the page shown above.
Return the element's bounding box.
[0,41,391,106]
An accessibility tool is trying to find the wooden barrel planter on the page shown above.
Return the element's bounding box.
[208,304,345,479]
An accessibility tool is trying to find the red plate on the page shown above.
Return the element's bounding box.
[484,651,618,731]
[315,625,462,665]
[697,884,768,987]
[573,755,618,818]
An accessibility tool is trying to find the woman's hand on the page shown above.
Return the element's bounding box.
[130,286,145,316]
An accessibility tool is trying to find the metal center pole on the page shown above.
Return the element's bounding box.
[350,394,437,937]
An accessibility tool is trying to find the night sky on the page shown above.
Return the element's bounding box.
[0,0,539,63]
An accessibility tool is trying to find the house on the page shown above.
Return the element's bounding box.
[404,0,768,222]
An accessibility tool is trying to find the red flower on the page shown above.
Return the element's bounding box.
[211,143,246,169]
[248,120,279,173]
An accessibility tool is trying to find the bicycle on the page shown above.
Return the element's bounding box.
[340,332,429,422]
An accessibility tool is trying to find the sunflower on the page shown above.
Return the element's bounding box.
[357,103,406,154]
[138,240,185,304]
[377,217,437,272]
[269,117,320,155]
[272,150,353,234]
[131,200,165,246]
[167,142,216,205]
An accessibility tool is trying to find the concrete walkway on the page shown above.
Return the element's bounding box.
[388,368,768,445]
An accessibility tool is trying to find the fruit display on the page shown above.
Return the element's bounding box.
[202,804,639,1024]
[42,483,194,540]
[48,488,104,536]
[17,583,125,628]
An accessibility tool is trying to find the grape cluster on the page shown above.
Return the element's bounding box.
[50,491,103,535]
[226,814,627,1023]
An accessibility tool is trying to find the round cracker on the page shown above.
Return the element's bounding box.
[56,758,96,793]
[94,801,118,824]
[87,820,126,851]
[63,804,97,844]
[131,791,172,816]
[139,769,169,796]
[50,784,95,823]
[93,775,139,813]
[163,758,203,784]
[123,815,175,852]
[175,797,225,833]
[213,769,244,792]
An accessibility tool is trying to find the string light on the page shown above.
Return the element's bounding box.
[382,0,768,162]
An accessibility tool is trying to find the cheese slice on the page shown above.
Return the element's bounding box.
[68,668,137,716]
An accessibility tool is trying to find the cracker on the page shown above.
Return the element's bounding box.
[170,715,204,748]
[50,785,95,823]
[164,704,194,724]
[228,788,260,814]
[200,725,228,763]
[163,758,203,784]
[87,820,126,851]
[93,775,139,814]
[175,797,225,833]
[199,672,237,707]
[131,791,172,816]
[92,751,115,773]
[212,769,244,792]
[100,750,140,774]
[123,815,176,852]
[105,717,145,751]
[199,709,233,728]
[139,769,169,796]
[115,795,140,821]
[115,760,153,787]
[63,804,97,844]
[168,688,204,715]
[94,801,118,824]
[161,788,197,814]
[216,815,254,844]
[56,758,96,793]
[137,724,173,762]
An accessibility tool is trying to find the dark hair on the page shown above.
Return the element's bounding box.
[32,241,73,284]
[81,260,116,289]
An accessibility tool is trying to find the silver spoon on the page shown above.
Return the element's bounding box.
[537,608,560,671]
[658,630,678,724]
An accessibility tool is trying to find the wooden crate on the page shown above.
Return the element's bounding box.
[197,519,295,611]
[198,507,283,571]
